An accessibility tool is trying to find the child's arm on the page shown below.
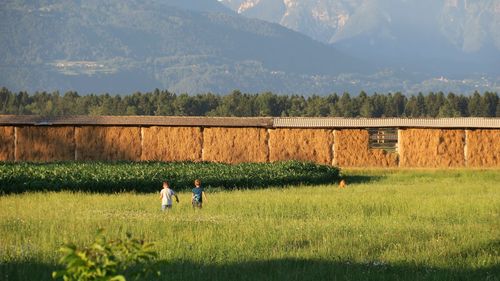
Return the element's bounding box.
[159,191,163,200]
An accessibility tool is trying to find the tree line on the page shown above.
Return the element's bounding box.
[0,87,498,117]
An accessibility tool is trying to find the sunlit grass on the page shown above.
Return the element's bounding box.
[1,169,499,280]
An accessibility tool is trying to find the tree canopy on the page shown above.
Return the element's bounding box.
[0,88,498,118]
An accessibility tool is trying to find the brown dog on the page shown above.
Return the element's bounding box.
[339,179,347,189]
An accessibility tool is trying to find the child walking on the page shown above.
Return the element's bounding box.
[191,179,207,209]
[159,181,179,211]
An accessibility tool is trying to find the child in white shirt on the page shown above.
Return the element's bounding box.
[159,181,179,210]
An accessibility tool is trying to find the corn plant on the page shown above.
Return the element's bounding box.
[0,161,340,193]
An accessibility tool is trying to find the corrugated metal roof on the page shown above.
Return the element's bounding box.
[273,117,500,128]
[0,115,274,127]
[0,115,498,128]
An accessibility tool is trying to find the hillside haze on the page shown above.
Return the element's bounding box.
[0,0,499,95]
[222,1,500,53]
[0,0,356,94]
[222,0,500,75]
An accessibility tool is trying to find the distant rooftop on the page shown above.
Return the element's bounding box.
[0,115,498,128]
[0,115,273,128]
[273,117,500,128]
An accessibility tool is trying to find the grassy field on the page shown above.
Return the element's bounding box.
[0,169,499,281]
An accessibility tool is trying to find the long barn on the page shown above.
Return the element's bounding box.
[0,115,499,168]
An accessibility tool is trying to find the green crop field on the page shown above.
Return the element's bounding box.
[1,169,499,281]
[0,161,339,193]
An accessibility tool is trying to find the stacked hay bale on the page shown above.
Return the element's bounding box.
[16,126,75,161]
[141,126,202,161]
[333,129,398,167]
[203,127,268,163]
[2,116,497,167]
[75,126,141,161]
[0,126,15,161]
[399,129,465,167]
[466,129,500,167]
[269,128,333,165]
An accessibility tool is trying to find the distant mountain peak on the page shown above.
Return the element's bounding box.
[220,0,500,54]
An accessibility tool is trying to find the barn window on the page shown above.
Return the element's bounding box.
[368,128,398,152]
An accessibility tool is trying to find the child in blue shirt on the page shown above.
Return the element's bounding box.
[191,179,207,208]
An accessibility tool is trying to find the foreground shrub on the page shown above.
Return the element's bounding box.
[0,161,340,193]
[52,230,159,281]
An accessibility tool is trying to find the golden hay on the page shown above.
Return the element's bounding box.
[6,124,497,168]
[333,129,398,167]
[75,126,141,161]
[269,128,333,165]
[399,129,465,167]
[16,126,75,162]
[203,127,268,163]
[141,126,202,161]
[466,129,500,167]
[0,126,15,161]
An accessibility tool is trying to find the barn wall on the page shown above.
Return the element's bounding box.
[141,126,202,161]
[1,124,498,168]
[75,126,141,161]
[466,129,500,167]
[203,127,268,163]
[16,126,75,162]
[333,129,398,167]
[0,126,15,161]
[399,129,465,168]
[269,128,333,165]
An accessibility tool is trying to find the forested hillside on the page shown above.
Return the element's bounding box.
[1,87,497,117]
[1,0,498,94]
[0,0,353,94]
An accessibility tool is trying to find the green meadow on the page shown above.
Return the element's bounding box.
[1,169,499,281]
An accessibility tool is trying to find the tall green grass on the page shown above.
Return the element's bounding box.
[0,169,499,280]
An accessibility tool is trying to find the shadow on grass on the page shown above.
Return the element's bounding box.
[2,258,498,281]
[341,174,386,185]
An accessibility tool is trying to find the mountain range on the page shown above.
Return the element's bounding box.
[0,0,498,95]
[221,0,500,73]
[222,0,500,49]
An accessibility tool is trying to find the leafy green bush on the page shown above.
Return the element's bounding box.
[52,230,159,281]
[0,161,340,193]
